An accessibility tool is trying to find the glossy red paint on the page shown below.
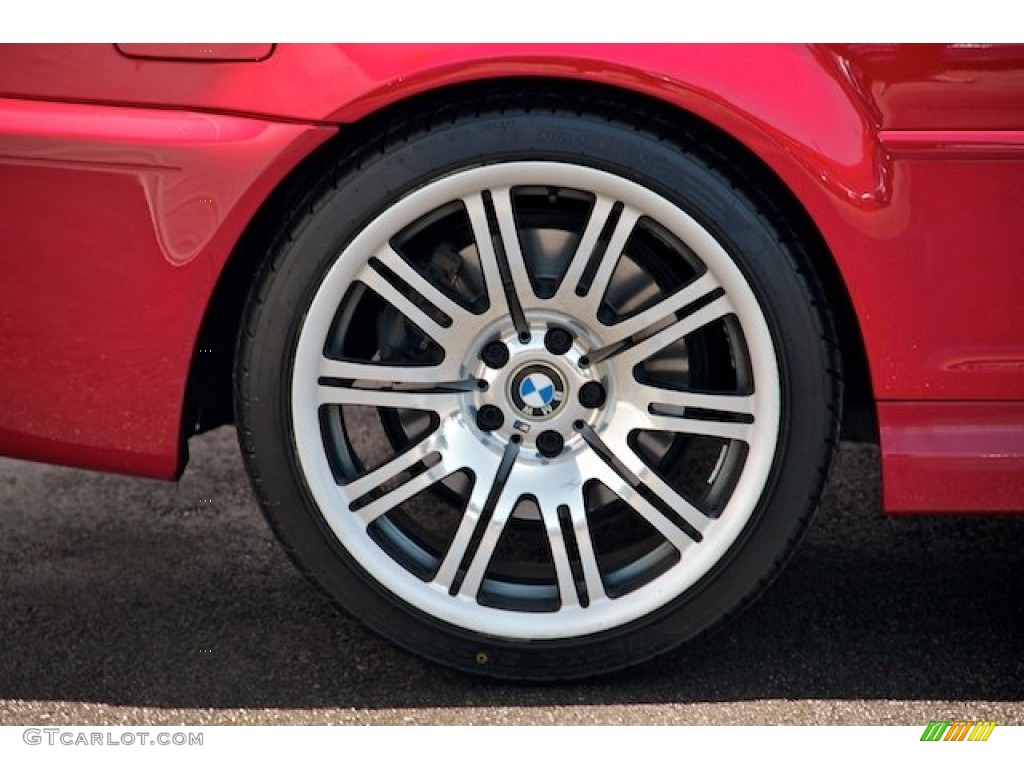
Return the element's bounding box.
[835,44,1024,130]
[866,134,1024,401]
[880,402,1024,512]
[0,44,1022,511]
[880,129,1024,159]
[0,96,334,477]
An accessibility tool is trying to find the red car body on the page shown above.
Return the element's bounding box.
[1,43,1023,513]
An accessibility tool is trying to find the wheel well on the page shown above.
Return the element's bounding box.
[182,77,876,451]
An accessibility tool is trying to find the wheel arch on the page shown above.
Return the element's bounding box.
[183,72,877,450]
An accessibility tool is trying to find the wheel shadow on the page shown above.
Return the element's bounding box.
[1,430,1021,713]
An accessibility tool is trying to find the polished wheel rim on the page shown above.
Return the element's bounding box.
[291,162,780,640]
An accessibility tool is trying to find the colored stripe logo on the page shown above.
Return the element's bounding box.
[920,720,997,742]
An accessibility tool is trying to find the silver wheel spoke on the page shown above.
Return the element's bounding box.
[322,358,418,383]
[617,485,701,553]
[643,413,752,442]
[359,268,451,347]
[354,463,451,525]
[572,206,641,322]
[463,192,513,320]
[489,187,537,309]
[342,430,455,526]
[601,272,720,347]
[431,451,506,592]
[612,431,712,535]
[584,457,702,553]
[555,195,617,301]
[542,494,606,607]
[431,488,487,592]
[371,244,479,334]
[569,501,607,605]
[578,426,711,537]
[596,292,734,366]
[457,491,516,599]
[343,435,439,502]
[443,440,521,599]
[540,500,580,608]
[317,381,468,413]
[633,466,712,535]
[636,384,754,442]
[318,356,472,411]
[638,385,754,417]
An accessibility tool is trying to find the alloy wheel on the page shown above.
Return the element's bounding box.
[289,162,781,640]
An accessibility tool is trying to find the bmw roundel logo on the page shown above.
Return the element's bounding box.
[520,373,556,409]
[510,365,566,419]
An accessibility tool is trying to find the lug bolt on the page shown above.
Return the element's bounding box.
[544,327,573,355]
[578,381,607,409]
[536,430,564,458]
[480,341,510,369]
[476,405,505,432]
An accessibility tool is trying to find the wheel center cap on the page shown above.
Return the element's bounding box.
[509,364,567,419]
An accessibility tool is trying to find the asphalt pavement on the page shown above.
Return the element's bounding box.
[1,428,1021,725]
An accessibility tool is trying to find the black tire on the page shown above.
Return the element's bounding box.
[235,92,841,680]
